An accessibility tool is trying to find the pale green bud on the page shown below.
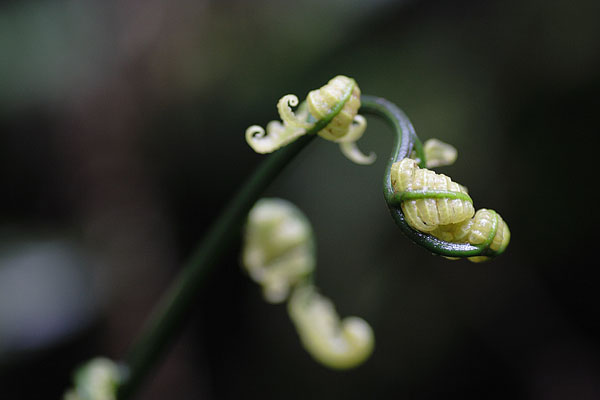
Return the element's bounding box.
[391,157,510,262]
[245,76,375,165]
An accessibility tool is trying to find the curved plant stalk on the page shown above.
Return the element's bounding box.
[360,95,506,258]
[116,135,317,399]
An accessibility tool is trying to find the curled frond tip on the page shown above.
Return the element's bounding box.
[245,75,375,165]
[390,157,510,261]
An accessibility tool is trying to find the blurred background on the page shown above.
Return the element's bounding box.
[1,0,599,398]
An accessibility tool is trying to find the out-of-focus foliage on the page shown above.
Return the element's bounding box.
[242,198,315,304]
[242,198,374,369]
[2,0,600,399]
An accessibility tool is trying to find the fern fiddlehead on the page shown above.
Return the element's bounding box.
[246,75,375,165]
[360,95,510,261]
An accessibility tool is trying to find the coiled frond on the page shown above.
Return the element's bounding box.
[288,285,374,370]
[390,158,510,262]
[357,95,510,260]
[391,158,474,231]
[432,208,510,262]
[246,75,375,164]
[242,198,315,303]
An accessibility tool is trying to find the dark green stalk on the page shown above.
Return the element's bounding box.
[118,92,492,399]
[360,95,494,258]
[118,85,358,398]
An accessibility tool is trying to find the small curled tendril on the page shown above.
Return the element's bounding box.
[242,198,374,368]
[246,75,375,164]
[390,158,510,262]
[337,115,376,165]
[288,285,374,370]
[277,95,313,129]
[245,122,306,155]
[63,358,126,400]
[422,138,457,168]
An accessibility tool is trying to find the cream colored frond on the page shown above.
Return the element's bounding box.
[245,75,375,165]
[391,158,474,231]
[391,158,510,261]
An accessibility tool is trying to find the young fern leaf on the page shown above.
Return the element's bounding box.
[359,95,510,260]
[246,75,375,165]
[390,158,510,262]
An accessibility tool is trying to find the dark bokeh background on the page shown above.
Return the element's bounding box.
[1,0,599,399]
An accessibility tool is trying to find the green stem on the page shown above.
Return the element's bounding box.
[118,83,361,398]
[360,96,492,258]
[117,134,316,399]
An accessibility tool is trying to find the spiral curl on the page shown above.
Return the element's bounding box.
[390,158,510,262]
[391,158,474,231]
[246,75,375,165]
